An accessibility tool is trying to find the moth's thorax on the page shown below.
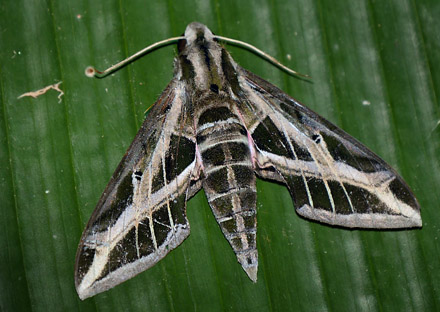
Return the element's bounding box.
[176,23,238,95]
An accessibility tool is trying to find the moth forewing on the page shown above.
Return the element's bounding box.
[76,22,421,300]
[75,82,197,299]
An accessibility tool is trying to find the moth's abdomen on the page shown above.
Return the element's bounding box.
[196,108,258,281]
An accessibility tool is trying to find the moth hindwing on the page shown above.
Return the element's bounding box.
[75,22,421,299]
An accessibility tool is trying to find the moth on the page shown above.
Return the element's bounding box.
[76,22,421,300]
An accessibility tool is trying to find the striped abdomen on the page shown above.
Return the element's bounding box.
[196,105,258,280]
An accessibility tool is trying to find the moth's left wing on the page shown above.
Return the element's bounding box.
[75,81,199,299]
[238,68,421,229]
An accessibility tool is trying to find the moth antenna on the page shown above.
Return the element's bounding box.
[214,35,311,80]
[85,36,185,78]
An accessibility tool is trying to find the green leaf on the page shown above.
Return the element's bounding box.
[1,0,439,311]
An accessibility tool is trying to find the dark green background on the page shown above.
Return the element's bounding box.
[1,0,439,311]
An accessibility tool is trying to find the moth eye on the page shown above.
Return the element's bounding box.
[211,30,218,42]
[177,38,187,53]
[311,134,321,144]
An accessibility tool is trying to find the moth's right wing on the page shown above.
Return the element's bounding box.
[75,80,199,300]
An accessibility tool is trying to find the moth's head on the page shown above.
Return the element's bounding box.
[178,22,216,53]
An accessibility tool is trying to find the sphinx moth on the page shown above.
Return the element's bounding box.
[75,22,421,299]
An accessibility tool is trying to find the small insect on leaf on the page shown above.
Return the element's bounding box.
[75,22,421,300]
